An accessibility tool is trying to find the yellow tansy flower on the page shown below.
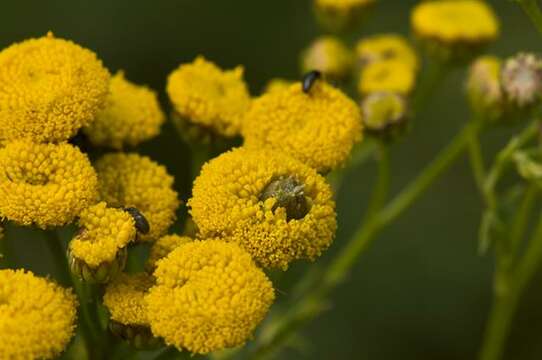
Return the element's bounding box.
[69,202,135,274]
[314,0,376,31]
[242,81,362,172]
[95,153,180,242]
[411,0,499,45]
[263,78,294,94]
[104,272,153,326]
[0,269,77,359]
[0,32,110,143]
[358,60,417,95]
[355,34,418,70]
[188,148,337,269]
[145,234,193,272]
[84,71,165,149]
[167,56,251,137]
[301,36,354,80]
[146,239,275,354]
[0,140,98,228]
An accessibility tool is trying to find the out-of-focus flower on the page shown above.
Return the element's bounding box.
[0,269,77,359]
[301,36,354,81]
[145,234,193,272]
[0,32,110,143]
[145,239,275,354]
[95,153,180,242]
[242,81,362,172]
[466,55,504,121]
[262,78,294,94]
[167,56,251,138]
[314,0,376,32]
[104,273,162,349]
[501,53,542,109]
[358,60,417,95]
[68,202,135,283]
[188,148,337,269]
[411,0,499,61]
[0,140,98,228]
[84,71,164,149]
[355,34,418,71]
[361,92,408,138]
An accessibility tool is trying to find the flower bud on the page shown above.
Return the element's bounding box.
[361,92,408,139]
[301,36,354,81]
[501,53,542,109]
[68,246,128,284]
[466,55,504,121]
[109,320,163,350]
[513,151,542,182]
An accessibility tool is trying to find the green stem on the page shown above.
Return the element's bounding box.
[517,0,542,35]
[44,230,72,286]
[509,184,538,260]
[412,59,448,115]
[479,210,542,360]
[467,122,486,192]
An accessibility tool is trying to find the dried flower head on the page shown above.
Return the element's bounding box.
[242,81,362,172]
[501,53,542,108]
[188,148,337,269]
[84,71,165,149]
[95,153,180,242]
[0,140,98,228]
[146,239,275,354]
[0,269,77,359]
[167,56,251,137]
[0,32,110,142]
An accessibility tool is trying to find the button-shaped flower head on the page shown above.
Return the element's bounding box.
[0,32,110,142]
[466,55,504,121]
[0,140,98,228]
[68,202,136,283]
[358,60,417,95]
[145,234,193,272]
[95,153,180,242]
[314,0,376,32]
[242,80,362,172]
[84,71,165,149]
[301,36,354,81]
[356,34,419,70]
[167,56,251,138]
[145,239,275,354]
[188,148,337,269]
[0,269,77,359]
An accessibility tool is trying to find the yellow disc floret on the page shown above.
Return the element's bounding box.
[69,202,136,268]
[355,34,419,70]
[301,36,354,80]
[0,32,110,142]
[84,71,165,149]
[411,0,499,45]
[167,56,251,137]
[95,153,180,242]
[146,234,193,272]
[0,269,77,359]
[242,81,362,172]
[358,60,417,95]
[188,148,337,269]
[0,140,98,228]
[104,272,154,326]
[263,78,294,94]
[146,239,275,354]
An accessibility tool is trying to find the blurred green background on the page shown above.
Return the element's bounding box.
[1,0,541,359]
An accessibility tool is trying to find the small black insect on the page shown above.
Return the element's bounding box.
[123,207,150,235]
[302,70,322,93]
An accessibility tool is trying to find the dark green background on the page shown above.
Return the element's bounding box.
[1,0,541,359]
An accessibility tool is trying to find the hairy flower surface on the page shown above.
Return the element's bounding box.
[242,81,362,172]
[0,269,77,359]
[146,234,193,271]
[0,140,98,228]
[355,34,418,70]
[358,60,416,95]
[95,153,180,242]
[167,56,251,137]
[104,272,154,326]
[188,148,337,269]
[301,36,354,80]
[84,71,164,149]
[411,0,499,44]
[70,202,136,267]
[0,32,110,142]
[146,239,275,354]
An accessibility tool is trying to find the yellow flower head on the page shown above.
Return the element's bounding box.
[411,0,499,45]
[167,56,251,137]
[0,140,98,228]
[69,202,136,268]
[0,32,110,143]
[242,81,362,172]
[262,78,294,94]
[104,272,154,326]
[466,55,504,120]
[84,71,165,149]
[188,148,337,269]
[301,36,354,80]
[355,34,419,70]
[0,269,77,359]
[146,239,275,354]
[146,234,193,272]
[314,0,376,31]
[358,60,417,95]
[95,153,180,242]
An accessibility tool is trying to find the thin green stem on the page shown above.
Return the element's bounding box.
[44,230,72,286]
[479,210,542,360]
[467,123,486,192]
[509,184,538,260]
[517,0,542,35]
[412,59,449,115]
